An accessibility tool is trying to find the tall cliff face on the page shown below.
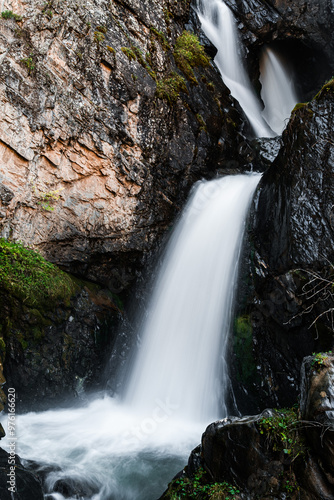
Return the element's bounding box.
[0,0,245,289]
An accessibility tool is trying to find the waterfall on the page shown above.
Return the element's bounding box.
[196,0,297,138]
[196,0,274,137]
[259,47,298,135]
[0,174,261,500]
[125,173,262,423]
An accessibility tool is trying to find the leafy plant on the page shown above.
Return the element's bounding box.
[174,31,210,84]
[94,31,105,44]
[1,10,22,21]
[156,72,187,103]
[33,186,63,212]
[259,407,305,461]
[311,351,333,370]
[21,54,35,74]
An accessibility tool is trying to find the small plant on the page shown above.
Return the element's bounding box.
[259,407,305,461]
[20,54,35,74]
[33,186,63,212]
[174,31,210,84]
[156,72,187,104]
[311,351,333,370]
[121,46,136,61]
[94,31,105,44]
[107,46,115,54]
[96,25,107,33]
[150,26,170,51]
[196,113,207,132]
[1,10,22,21]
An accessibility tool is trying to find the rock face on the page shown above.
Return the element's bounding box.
[224,0,334,101]
[231,78,334,413]
[0,447,44,500]
[0,0,245,288]
[161,354,334,500]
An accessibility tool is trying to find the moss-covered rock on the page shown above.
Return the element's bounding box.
[0,239,121,411]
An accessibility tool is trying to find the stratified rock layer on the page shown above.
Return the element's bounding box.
[0,0,244,288]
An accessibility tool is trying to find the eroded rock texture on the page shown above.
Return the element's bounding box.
[161,354,334,500]
[0,0,245,288]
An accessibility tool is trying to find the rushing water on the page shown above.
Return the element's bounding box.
[0,174,261,500]
[196,0,297,137]
[259,47,298,135]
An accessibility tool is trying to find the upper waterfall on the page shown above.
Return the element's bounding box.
[196,0,297,138]
[260,47,298,135]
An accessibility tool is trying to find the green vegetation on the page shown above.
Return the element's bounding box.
[0,238,77,308]
[233,315,257,383]
[121,46,136,61]
[156,72,187,103]
[314,76,334,100]
[1,10,22,21]
[20,54,35,74]
[165,468,240,499]
[150,26,170,51]
[107,46,115,54]
[196,113,207,132]
[174,31,210,84]
[33,186,63,212]
[258,407,305,461]
[311,351,333,370]
[94,31,105,44]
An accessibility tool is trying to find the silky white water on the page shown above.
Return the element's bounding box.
[259,47,298,135]
[197,0,274,137]
[196,0,297,138]
[0,174,261,500]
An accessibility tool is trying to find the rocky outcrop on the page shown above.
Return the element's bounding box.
[0,238,121,411]
[224,0,334,101]
[0,0,246,289]
[0,447,44,499]
[230,78,334,413]
[161,353,334,500]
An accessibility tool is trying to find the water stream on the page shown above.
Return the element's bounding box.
[0,174,261,500]
[0,0,299,498]
[196,0,297,137]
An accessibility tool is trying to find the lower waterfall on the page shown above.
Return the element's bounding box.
[0,173,261,500]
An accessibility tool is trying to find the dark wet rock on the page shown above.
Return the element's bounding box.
[161,354,334,500]
[230,80,334,413]
[1,280,121,412]
[224,0,334,101]
[0,447,44,500]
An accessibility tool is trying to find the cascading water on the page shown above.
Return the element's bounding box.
[196,0,274,137]
[125,174,262,423]
[0,174,261,500]
[196,0,298,137]
[0,1,298,498]
[259,47,298,136]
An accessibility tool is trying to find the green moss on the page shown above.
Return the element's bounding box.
[107,46,115,54]
[150,26,170,51]
[174,31,210,84]
[0,238,77,309]
[314,76,334,100]
[94,31,105,44]
[233,315,256,383]
[121,46,136,61]
[196,113,207,132]
[156,72,187,103]
[1,10,22,21]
